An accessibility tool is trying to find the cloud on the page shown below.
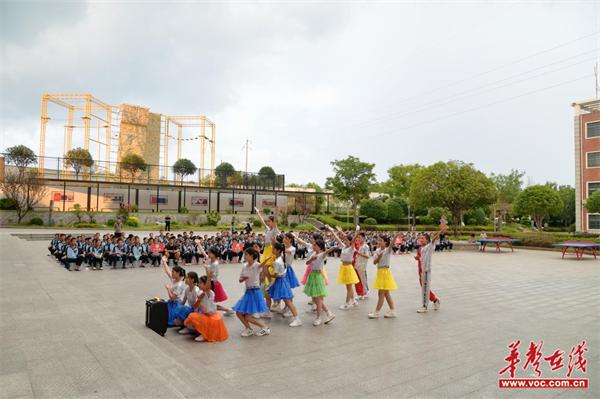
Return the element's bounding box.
[0,1,597,187]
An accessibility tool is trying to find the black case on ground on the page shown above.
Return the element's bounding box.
[145,299,168,336]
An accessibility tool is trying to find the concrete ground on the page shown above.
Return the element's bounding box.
[0,230,598,399]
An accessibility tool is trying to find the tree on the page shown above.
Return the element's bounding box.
[4,145,37,177]
[325,156,376,224]
[172,158,197,184]
[386,197,407,223]
[306,182,325,213]
[585,190,600,214]
[513,185,563,231]
[64,147,94,180]
[215,162,235,187]
[0,169,47,223]
[259,166,276,188]
[410,161,497,235]
[490,169,525,221]
[120,153,147,182]
[360,198,387,222]
[381,164,423,198]
[556,185,576,227]
[72,203,84,223]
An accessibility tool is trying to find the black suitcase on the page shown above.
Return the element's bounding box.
[145,299,168,336]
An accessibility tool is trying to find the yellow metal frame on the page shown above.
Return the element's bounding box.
[39,93,215,183]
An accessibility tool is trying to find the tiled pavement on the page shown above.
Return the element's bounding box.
[0,231,598,398]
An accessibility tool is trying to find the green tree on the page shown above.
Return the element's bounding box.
[259,166,276,188]
[410,161,497,235]
[360,198,387,222]
[325,156,376,224]
[556,185,576,227]
[72,203,84,223]
[514,185,563,230]
[385,197,406,223]
[585,190,600,214]
[120,153,147,182]
[490,170,525,204]
[215,162,235,187]
[381,164,423,198]
[4,145,37,177]
[306,182,325,213]
[0,169,47,223]
[64,147,94,180]
[172,158,197,184]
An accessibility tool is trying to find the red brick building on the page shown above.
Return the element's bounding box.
[573,98,600,233]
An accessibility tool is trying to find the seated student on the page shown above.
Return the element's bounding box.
[181,238,196,265]
[141,237,150,263]
[149,238,164,267]
[88,239,104,270]
[173,272,201,329]
[48,234,60,255]
[468,233,477,243]
[193,238,205,264]
[230,238,245,263]
[128,236,148,267]
[63,237,84,271]
[183,275,229,342]
[110,238,126,268]
[164,237,180,265]
[104,237,116,267]
[54,234,67,260]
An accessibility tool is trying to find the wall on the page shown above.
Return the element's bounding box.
[580,112,600,232]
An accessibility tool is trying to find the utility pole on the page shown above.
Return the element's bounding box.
[595,62,599,98]
[242,138,252,174]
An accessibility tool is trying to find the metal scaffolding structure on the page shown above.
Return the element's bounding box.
[38,93,216,183]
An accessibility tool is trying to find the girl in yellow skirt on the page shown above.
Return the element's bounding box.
[184,275,229,342]
[368,234,402,319]
[254,207,280,316]
[326,226,360,310]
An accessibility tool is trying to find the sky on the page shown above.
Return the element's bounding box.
[1,0,599,187]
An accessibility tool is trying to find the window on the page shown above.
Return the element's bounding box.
[587,121,600,138]
[589,214,600,230]
[590,182,600,197]
[588,152,600,168]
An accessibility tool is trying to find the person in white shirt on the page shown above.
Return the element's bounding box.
[173,272,201,329]
[415,227,446,313]
[163,256,186,326]
[183,275,229,342]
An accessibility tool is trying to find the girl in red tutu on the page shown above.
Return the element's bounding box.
[184,275,229,343]
[195,239,234,317]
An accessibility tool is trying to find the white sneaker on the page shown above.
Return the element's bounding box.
[241,328,254,337]
[178,328,190,335]
[194,335,205,342]
[368,311,380,319]
[433,299,441,310]
[270,303,282,312]
[417,307,428,313]
[313,317,322,326]
[339,303,351,310]
[282,310,293,318]
[351,300,359,307]
[324,312,336,324]
[225,309,235,317]
[384,310,397,318]
[261,312,273,319]
[289,318,303,327]
[255,328,271,337]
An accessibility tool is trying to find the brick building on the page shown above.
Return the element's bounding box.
[573,98,600,233]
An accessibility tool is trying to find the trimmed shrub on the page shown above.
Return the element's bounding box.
[106,218,116,227]
[126,216,140,227]
[0,198,18,210]
[74,222,103,228]
[290,222,298,229]
[294,223,315,231]
[252,218,262,228]
[29,217,43,225]
[130,204,139,213]
[207,211,221,226]
[179,207,189,214]
[364,217,377,225]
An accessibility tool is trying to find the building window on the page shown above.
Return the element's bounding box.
[588,152,600,168]
[589,214,600,230]
[590,182,600,197]
[587,121,600,138]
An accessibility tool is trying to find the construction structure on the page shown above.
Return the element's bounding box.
[573,97,600,233]
[38,93,215,183]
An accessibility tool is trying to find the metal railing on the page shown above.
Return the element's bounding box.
[2,154,285,191]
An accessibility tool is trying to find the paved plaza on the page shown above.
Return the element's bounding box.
[0,230,598,399]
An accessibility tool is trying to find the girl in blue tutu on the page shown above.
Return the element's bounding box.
[268,243,302,327]
[173,271,201,332]
[232,248,272,337]
[162,255,186,326]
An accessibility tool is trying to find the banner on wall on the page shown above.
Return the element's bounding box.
[229,199,244,207]
[150,195,168,205]
[261,199,276,207]
[52,191,74,202]
[103,193,125,203]
[191,196,208,206]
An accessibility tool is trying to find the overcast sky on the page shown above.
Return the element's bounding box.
[1,0,599,187]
